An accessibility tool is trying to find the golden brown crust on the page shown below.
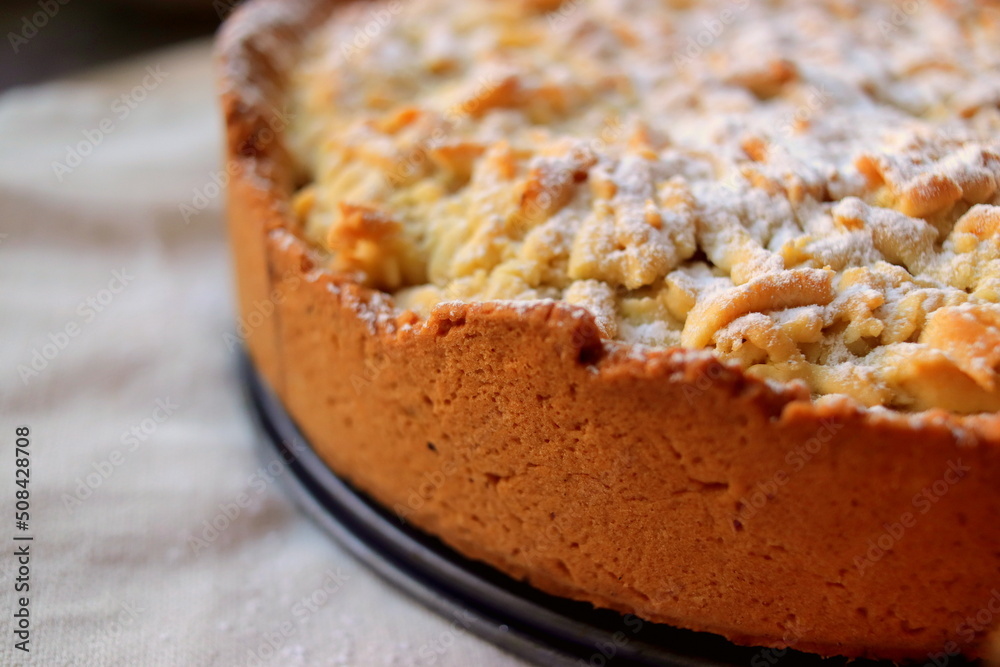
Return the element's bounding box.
[217,0,1000,660]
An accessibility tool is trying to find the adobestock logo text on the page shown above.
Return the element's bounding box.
[51,66,169,182]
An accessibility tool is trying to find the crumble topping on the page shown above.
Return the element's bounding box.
[286,0,1000,413]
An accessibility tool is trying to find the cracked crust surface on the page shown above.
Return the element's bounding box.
[218,0,1000,660]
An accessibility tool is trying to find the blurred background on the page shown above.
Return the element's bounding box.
[1,0,219,91]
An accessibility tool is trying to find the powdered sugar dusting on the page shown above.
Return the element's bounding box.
[284,0,1000,412]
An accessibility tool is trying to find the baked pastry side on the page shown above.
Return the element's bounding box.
[217,0,1000,661]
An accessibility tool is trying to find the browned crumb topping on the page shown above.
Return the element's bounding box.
[287,0,1000,413]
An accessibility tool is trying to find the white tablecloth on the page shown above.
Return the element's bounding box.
[0,40,526,667]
